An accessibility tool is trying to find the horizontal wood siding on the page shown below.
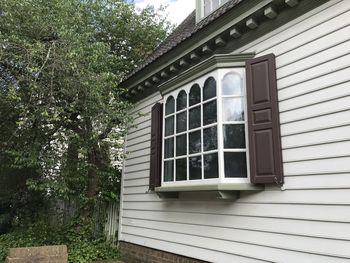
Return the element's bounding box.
[119,1,350,262]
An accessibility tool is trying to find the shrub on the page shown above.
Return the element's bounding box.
[0,220,118,263]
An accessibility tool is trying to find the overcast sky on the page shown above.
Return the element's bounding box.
[133,0,195,25]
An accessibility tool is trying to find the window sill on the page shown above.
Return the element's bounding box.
[155,183,264,199]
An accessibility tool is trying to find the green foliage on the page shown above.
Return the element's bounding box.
[0,219,119,263]
[0,0,171,231]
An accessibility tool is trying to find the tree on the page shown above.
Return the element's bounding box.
[0,0,171,225]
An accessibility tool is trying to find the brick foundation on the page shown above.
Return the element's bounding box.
[119,241,208,263]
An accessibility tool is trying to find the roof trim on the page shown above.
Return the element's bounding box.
[125,0,243,80]
[123,0,330,102]
[159,53,255,95]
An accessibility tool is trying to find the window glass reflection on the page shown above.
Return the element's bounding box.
[224,152,247,178]
[189,156,202,180]
[164,160,174,181]
[222,98,244,121]
[222,72,242,96]
[176,134,187,156]
[164,138,174,158]
[189,130,201,154]
[223,124,245,149]
[204,153,218,179]
[177,90,187,111]
[203,126,217,151]
[165,116,174,136]
[189,84,201,106]
[203,100,217,125]
[203,77,216,101]
[189,106,201,129]
[165,96,175,115]
[176,158,187,181]
[176,112,187,133]
[204,0,211,15]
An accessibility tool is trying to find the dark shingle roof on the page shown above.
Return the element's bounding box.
[127,0,243,79]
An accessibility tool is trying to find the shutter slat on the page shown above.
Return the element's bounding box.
[246,54,284,184]
[149,103,163,190]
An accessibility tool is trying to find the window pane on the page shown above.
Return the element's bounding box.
[203,77,216,101]
[223,124,245,149]
[176,112,187,133]
[224,152,247,178]
[204,0,211,15]
[203,100,217,125]
[222,98,244,121]
[176,158,187,181]
[189,130,201,154]
[189,84,201,106]
[176,134,187,156]
[189,106,201,129]
[203,126,217,151]
[222,72,242,96]
[164,160,174,182]
[189,156,201,180]
[212,0,219,10]
[165,96,175,115]
[164,138,174,158]
[204,153,218,179]
[176,90,187,111]
[165,116,174,136]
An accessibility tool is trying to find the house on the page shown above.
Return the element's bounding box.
[118,0,350,262]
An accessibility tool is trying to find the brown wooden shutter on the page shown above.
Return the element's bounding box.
[246,54,283,184]
[149,102,163,191]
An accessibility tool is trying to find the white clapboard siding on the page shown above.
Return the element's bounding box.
[282,124,350,149]
[130,113,151,127]
[278,52,350,90]
[123,226,350,263]
[277,39,350,79]
[124,155,150,167]
[123,178,149,187]
[123,162,149,173]
[280,96,350,124]
[126,126,151,141]
[122,219,350,258]
[273,23,350,68]
[278,67,350,101]
[123,187,350,205]
[128,120,150,134]
[123,201,350,223]
[235,0,345,53]
[281,110,350,136]
[283,157,350,176]
[279,81,350,113]
[126,141,150,153]
[126,134,150,148]
[123,169,150,180]
[121,213,350,241]
[119,1,350,262]
[129,93,161,115]
[283,141,350,163]
[284,173,350,190]
[126,148,150,160]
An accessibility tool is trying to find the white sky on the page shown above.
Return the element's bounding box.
[134,0,195,26]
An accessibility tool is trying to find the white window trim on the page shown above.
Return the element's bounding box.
[161,68,250,187]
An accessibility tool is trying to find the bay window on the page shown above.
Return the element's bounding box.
[149,54,283,194]
[162,68,249,186]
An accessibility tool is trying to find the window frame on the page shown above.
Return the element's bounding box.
[161,68,251,187]
[196,0,229,22]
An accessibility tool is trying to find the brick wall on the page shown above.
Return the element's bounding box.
[119,241,209,263]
